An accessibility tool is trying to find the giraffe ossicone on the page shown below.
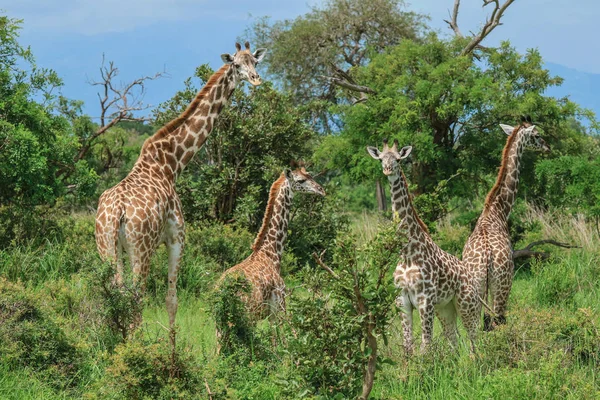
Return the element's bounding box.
[367,139,480,354]
[94,43,267,344]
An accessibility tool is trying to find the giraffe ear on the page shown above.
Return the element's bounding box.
[284,168,293,180]
[221,53,234,64]
[253,48,267,63]
[366,146,381,160]
[499,124,514,135]
[397,146,412,160]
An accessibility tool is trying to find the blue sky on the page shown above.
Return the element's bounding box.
[3,0,598,119]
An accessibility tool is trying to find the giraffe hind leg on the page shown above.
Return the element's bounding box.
[397,291,414,355]
[435,301,458,349]
[490,257,514,329]
[418,297,435,354]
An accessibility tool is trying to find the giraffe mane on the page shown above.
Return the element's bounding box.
[400,169,429,233]
[252,173,286,251]
[148,64,230,142]
[483,123,528,212]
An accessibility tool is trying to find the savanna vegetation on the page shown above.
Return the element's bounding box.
[1,0,599,398]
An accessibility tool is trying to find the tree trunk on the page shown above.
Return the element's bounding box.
[375,180,387,211]
[360,316,378,400]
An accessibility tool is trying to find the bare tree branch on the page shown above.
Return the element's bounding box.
[317,62,377,102]
[312,250,340,279]
[444,0,516,56]
[74,54,166,162]
[320,75,377,95]
[513,239,580,260]
[444,0,463,37]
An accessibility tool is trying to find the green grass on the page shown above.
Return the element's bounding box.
[0,208,598,399]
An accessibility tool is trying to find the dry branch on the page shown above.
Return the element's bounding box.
[312,250,340,279]
[74,54,166,162]
[444,0,516,55]
[513,239,580,260]
[320,75,377,95]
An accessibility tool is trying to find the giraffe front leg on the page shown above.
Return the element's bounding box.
[397,291,414,356]
[418,297,434,354]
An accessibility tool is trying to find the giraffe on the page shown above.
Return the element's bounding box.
[218,167,325,320]
[462,121,549,330]
[94,42,267,340]
[367,139,479,354]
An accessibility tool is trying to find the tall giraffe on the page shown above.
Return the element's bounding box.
[367,140,479,354]
[95,42,267,337]
[462,121,549,330]
[218,167,325,320]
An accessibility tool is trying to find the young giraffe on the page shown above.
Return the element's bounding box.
[218,167,325,320]
[367,140,479,354]
[462,121,549,330]
[95,42,267,339]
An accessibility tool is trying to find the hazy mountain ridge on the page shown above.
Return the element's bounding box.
[545,62,600,118]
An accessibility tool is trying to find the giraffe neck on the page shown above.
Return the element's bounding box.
[251,174,292,269]
[136,64,237,180]
[388,168,429,245]
[485,130,526,221]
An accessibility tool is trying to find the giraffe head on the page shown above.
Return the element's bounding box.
[366,139,413,176]
[221,41,267,86]
[499,120,550,153]
[284,165,326,197]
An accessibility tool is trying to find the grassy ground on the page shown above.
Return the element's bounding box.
[0,207,599,399]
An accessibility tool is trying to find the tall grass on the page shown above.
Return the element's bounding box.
[0,207,598,398]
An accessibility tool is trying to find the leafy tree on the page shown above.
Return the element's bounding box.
[536,153,600,232]
[249,0,427,132]
[320,37,598,219]
[153,65,317,226]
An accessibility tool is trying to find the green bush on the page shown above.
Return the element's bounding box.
[211,274,261,359]
[102,334,202,400]
[0,278,80,389]
[286,183,350,272]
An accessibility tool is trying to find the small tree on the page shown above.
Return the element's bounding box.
[289,221,403,399]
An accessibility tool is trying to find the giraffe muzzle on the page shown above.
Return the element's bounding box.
[249,75,262,86]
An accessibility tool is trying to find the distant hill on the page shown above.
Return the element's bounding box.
[545,62,600,118]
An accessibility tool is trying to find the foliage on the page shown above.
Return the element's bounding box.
[92,261,144,342]
[102,334,202,400]
[211,274,264,360]
[285,182,350,271]
[286,221,403,398]
[153,65,317,225]
[320,36,598,220]
[0,278,80,389]
[249,0,427,131]
[536,154,600,225]
[144,221,254,300]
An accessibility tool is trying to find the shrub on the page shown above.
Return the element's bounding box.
[284,221,402,398]
[90,261,144,343]
[102,333,202,400]
[212,275,255,359]
[0,278,80,388]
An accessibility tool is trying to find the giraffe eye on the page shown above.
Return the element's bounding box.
[297,179,307,184]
